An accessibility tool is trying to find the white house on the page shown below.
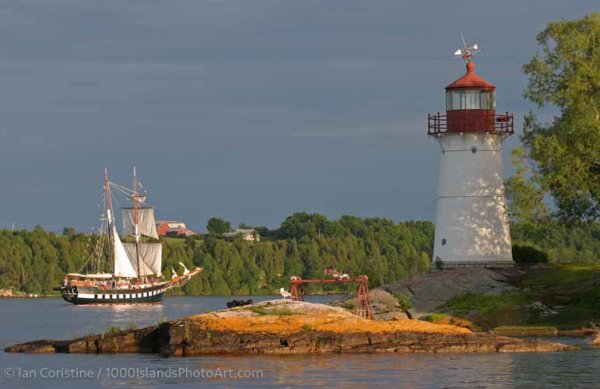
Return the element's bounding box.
[222,228,260,242]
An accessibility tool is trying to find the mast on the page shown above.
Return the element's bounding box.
[119,168,161,278]
[133,166,141,281]
[104,168,114,274]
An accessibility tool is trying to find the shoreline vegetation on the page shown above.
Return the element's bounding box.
[438,264,600,331]
[360,264,600,334]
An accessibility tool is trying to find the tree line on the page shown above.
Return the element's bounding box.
[0,213,599,296]
[0,215,433,296]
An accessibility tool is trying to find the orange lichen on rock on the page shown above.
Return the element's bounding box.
[185,300,471,336]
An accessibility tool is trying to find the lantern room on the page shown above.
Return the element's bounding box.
[445,62,495,111]
[427,62,513,135]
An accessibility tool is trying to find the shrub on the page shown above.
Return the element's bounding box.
[420,313,449,323]
[512,244,549,264]
[392,291,412,311]
[102,326,121,336]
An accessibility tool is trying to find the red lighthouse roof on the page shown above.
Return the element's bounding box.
[445,62,495,90]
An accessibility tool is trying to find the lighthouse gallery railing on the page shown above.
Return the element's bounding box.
[427,112,514,135]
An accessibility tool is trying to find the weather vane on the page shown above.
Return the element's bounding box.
[453,33,481,62]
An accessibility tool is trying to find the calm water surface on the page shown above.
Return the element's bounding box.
[0,297,597,388]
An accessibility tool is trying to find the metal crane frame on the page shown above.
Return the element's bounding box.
[289,275,373,320]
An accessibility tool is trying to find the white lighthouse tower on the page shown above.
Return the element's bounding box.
[428,43,514,269]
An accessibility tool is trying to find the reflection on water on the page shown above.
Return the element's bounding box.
[0,297,598,389]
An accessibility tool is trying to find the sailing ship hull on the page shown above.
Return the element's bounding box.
[57,283,168,305]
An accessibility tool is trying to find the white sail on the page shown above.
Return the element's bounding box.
[179,261,190,276]
[121,207,159,239]
[123,242,162,276]
[112,226,138,278]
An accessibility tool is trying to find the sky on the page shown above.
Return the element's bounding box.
[0,0,596,232]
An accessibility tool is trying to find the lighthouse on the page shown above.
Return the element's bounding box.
[427,44,514,269]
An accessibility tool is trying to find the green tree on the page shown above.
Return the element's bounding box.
[62,227,76,237]
[206,217,232,236]
[278,212,331,240]
[522,13,600,221]
[505,147,548,223]
[254,226,271,238]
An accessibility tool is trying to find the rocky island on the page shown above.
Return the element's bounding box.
[5,300,577,356]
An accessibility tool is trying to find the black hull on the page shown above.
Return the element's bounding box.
[58,284,168,305]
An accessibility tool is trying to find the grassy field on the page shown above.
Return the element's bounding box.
[161,236,197,246]
[439,264,600,330]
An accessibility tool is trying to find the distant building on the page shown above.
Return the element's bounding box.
[222,228,260,242]
[156,221,197,237]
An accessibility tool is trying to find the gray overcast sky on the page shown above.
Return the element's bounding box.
[0,0,596,232]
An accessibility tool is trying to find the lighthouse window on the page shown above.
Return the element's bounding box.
[465,92,479,109]
[441,238,447,246]
[480,91,496,109]
[446,90,495,110]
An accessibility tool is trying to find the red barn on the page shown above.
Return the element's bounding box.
[156,221,195,237]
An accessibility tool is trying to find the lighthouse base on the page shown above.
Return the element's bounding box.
[431,259,514,272]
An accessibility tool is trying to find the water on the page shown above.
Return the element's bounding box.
[0,297,597,388]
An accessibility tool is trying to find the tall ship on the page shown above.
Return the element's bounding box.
[55,167,202,305]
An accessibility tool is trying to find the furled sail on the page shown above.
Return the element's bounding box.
[112,226,138,278]
[121,207,159,239]
[123,243,162,276]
